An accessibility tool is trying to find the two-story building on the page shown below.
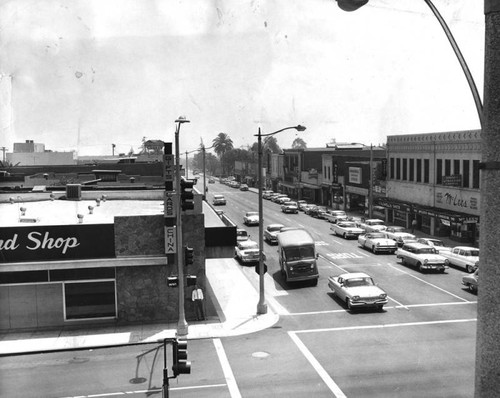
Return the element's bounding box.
[382,130,481,245]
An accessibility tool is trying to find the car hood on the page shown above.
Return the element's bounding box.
[368,226,386,231]
[418,254,448,261]
[241,249,259,255]
[341,227,364,233]
[346,286,386,296]
[369,238,396,245]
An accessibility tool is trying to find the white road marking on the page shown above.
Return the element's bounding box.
[213,338,242,398]
[288,332,347,398]
[388,263,471,302]
[293,317,477,335]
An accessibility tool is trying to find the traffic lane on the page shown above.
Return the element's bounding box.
[0,339,234,398]
[291,318,476,398]
[219,328,336,398]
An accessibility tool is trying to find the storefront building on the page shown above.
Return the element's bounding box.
[383,130,481,245]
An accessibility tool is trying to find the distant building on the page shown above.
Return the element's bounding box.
[7,140,76,166]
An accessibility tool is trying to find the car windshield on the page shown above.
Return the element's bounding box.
[240,242,258,249]
[284,246,315,261]
[339,222,356,228]
[344,277,374,287]
[246,212,258,217]
[367,220,385,226]
[417,247,436,254]
[237,230,248,237]
[368,233,385,239]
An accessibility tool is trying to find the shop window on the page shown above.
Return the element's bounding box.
[436,159,443,184]
[454,159,460,175]
[472,160,480,189]
[463,160,470,188]
[416,159,422,182]
[445,159,451,176]
[64,281,116,320]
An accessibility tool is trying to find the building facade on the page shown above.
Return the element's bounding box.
[383,130,481,245]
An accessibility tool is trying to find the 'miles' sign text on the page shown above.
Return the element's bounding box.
[0,224,115,263]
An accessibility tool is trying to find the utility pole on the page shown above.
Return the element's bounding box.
[0,147,6,162]
[475,2,500,396]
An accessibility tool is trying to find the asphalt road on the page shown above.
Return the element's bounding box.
[1,182,477,397]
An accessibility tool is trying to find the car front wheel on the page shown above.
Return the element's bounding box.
[466,265,474,273]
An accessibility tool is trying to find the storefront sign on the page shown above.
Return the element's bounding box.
[164,226,176,254]
[0,224,115,263]
[349,167,362,184]
[435,188,480,213]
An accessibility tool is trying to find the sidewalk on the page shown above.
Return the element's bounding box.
[0,258,279,356]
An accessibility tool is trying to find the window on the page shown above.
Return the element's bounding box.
[396,158,401,180]
[463,160,470,188]
[424,159,430,183]
[409,159,415,181]
[473,160,480,189]
[454,159,460,175]
[64,281,116,320]
[416,159,422,182]
[445,159,451,176]
[390,158,395,179]
[436,159,443,184]
[402,158,408,180]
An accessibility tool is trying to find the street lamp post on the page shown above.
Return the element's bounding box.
[256,125,306,315]
[174,116,190,337]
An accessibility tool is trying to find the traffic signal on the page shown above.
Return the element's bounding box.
[172,339,191,376]
[180,178,195,211]
[184,246,194,265]
[186,274,197,286]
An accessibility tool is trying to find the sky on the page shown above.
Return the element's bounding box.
[0,0,484,157]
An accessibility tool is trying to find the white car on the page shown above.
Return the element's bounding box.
[358,232,398,254]
[440,246,479,273]
[235,240,261,264]
[395,242,449,273]
[328,272,388,310]
[297,200,308,211]
[324,210,347,224]
[384,231,417,247]
[359,219,387,233]
[236,228,249,242]
[281,201,299,214]
[264,223,285,244]
[243,211,260,226]
[212,194,226,205]
[331,221,364,239]
[276,196,291,205]
[416,238,452,253]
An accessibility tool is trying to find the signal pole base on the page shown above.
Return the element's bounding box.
[257,302,268,315]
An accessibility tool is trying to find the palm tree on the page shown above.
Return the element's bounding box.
[212,133,234,176]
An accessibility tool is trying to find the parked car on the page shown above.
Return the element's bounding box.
[440,246,479,273]
[262,190,275,199]
[275,196,291,205]
[281,201,299,214]
[328,272,388,310]
[297,200,308,211]
[462,268,479,293]
[212,194,226,205]
[395,242,449,273]
[307,206,328,219]
[302,204,316,214]
[416,238,452,253]
[358,232,398,254]
[235,240,261,264]
[236,228,250,242]
[243,211,260,226]
[324,210,347,224]
[331,220,364,239]
[239,184,249,191]
[264,223,285,244]
[208,177,215,183]
[358,219,387,233]
[384,226,406,234]
[272,194,288,203]
[384,231,417,247]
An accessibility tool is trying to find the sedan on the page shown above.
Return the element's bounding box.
[384,231,418,247]
[264,223,285,244]
[358,232,398,254]
[281,201,299,214]
[331,221,364,239]
[243,211,260,226]
[328,272,388,311]
[239,184,249,191]
[462,269,478,293]
[235,240,261,264]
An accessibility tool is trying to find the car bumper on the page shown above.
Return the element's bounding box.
[421,264,448,271]
[350,298,388,308]
[240,256,259,263]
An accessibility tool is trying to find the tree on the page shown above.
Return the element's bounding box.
[292,137,307,149]
[212,133,234,176]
